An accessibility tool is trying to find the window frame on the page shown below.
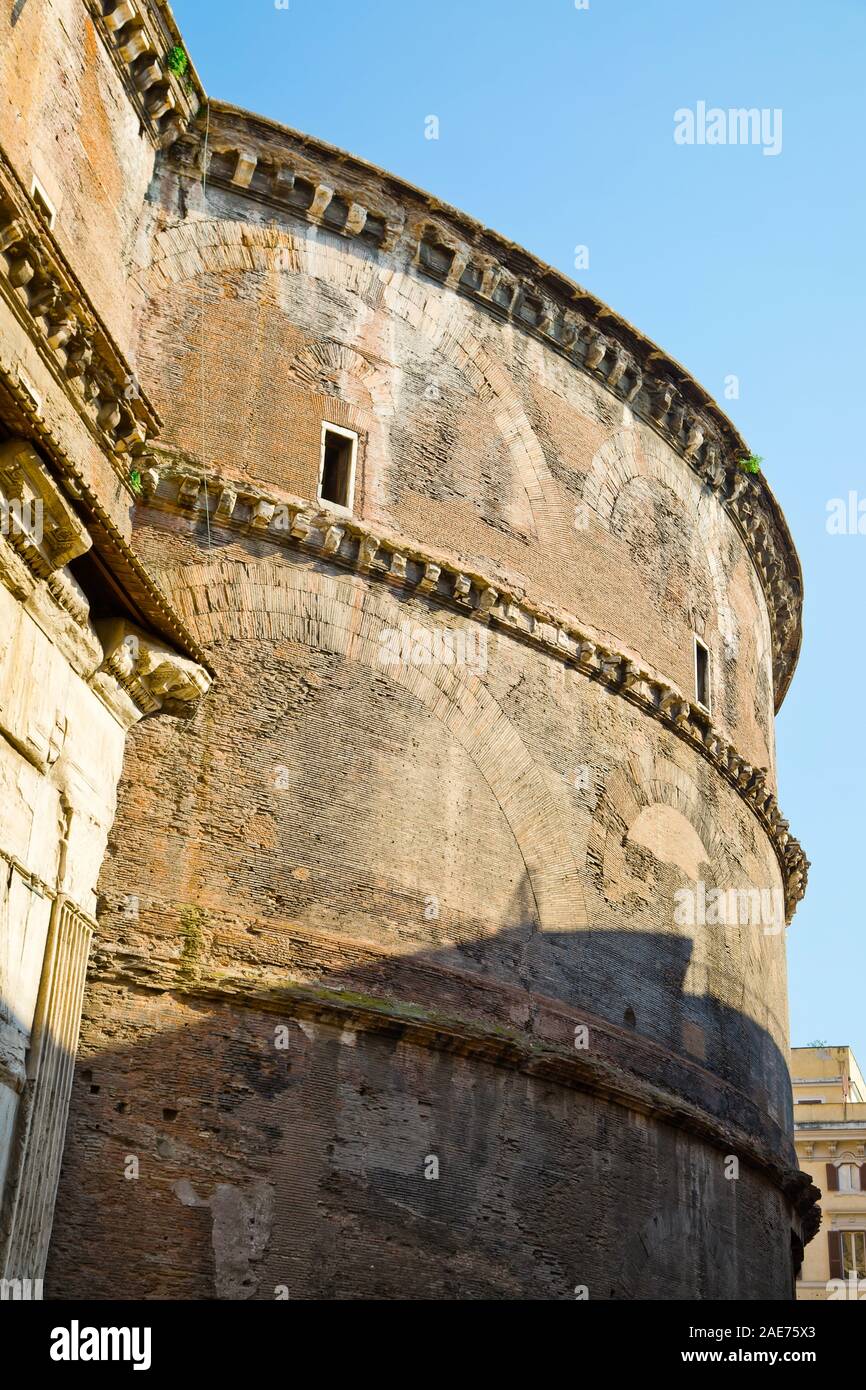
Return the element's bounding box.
[31,175,56,229]
[317,421,358,517]
[693,634,711,713]
[838,1162,860,1192]
[841,1230,866,1278]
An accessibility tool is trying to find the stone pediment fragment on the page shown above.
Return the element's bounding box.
[0,438,91,577]
[95,618,211,717]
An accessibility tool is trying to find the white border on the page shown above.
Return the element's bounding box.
[30,175,56,229]
[317,421,357,517]
[694,634,711,713]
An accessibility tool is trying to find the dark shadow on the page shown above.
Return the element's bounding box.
[42,903,820,1302]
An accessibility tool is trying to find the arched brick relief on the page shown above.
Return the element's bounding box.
[581,416,738,658]
[585,748,787,1021]
[151,557,587,935]
[587,750,730,896]
[281,343,393,519]
[587,754,721,1008]
[138,221,559,541]
[640,427,739,660]
[285,341,396,419]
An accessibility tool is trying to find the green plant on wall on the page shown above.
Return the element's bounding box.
[738,454,763,475]
[128,467,142,495]
[166,44,188,78]
[166,44,195,95]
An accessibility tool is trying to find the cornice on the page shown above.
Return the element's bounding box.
[94,617,211,717]
[84,0,204,148]
[0,438,91,578]
[0,438,210,723]
[795,1121,866,1131]
[0,150,161,482]
[141,457,809,921]
[0,375,214,678]
[161,101,803,711]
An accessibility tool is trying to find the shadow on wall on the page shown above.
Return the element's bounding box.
[41,913,819,1302]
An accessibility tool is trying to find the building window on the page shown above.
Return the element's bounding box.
[31,176,56,229]
[694,636,711,710]
[842,1231,866,1278]
[838,1163,860,1192]
[317,423,357,514]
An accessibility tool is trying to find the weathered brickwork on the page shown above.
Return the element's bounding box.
[0,0,158,361]
[134,207,779,777]
[0,3,816,1299]
[50,990,798,1300]
[50,440,807,1295]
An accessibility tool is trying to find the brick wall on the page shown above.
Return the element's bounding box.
[136,186,777,776]
[0,0,156,360]
[44,98,805,1299]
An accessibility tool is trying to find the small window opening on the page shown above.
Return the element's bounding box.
[318,424,357,513]
[694,636,711,710]
[31,176,56,229]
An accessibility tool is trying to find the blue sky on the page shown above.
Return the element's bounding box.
[171,0,866,1063]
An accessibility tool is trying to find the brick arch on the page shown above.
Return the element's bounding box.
[155,557,587,934]
[286,341,396,418]
[583,423,694,520]
[140,221,559,541]
[587,748,734,893]
[582,421,737,653]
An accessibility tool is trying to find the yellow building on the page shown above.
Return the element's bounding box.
[793,1046,866,1299]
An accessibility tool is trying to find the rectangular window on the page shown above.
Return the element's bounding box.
[838,1163,860,1192]
[318,424,357,514]
[694,636,711,711]
[842,1231,866,1279]
[31,176,56,229]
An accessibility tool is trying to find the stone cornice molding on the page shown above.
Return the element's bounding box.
[87,943,820,1240]
[84,0,204,148]
[0,366,214,676]
[142,458,808,920]
[94,617,211,716]
[0,438,91,578]
[0,152,162,479]
[161,103,803,709]
[0,442,209,726]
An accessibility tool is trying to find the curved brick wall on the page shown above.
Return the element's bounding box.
[138,214,776,778]
[47,107,812,1301]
